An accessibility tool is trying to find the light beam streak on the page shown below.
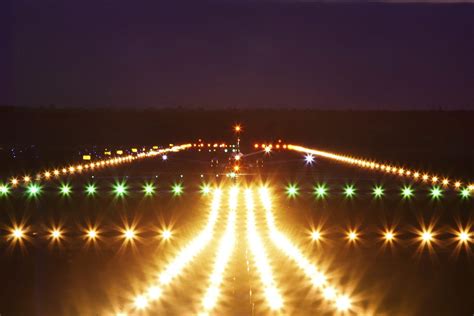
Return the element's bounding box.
[245,189,283,311]
[200,188,237,313]
[123,187,223,313]
[259,187,353,313]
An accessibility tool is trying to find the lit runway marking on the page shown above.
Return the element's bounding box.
[199,187,238,314]
[123,188,223,313]
[245,189,283,311]
[259,187,353,313]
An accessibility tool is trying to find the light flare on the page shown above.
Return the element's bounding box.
[259,187,354,313]
[245,189,283,310]
[201,191,237,312]
[124,188,223,313]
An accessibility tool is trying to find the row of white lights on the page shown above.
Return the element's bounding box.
[5,144,191,186]
[287,144,474,192]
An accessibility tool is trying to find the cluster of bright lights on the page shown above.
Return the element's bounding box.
[4,144,192,187]
[253,142,288,150]
[288,144,474,192]
[259,187,352,312]
[245,189,283,310]
[127,188,223,313]
[201,191,237,312]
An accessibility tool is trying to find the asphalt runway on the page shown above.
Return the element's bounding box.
[0,150,473,315]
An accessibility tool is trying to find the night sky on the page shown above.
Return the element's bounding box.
[3,0,474,109]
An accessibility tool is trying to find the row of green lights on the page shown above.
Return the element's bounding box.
[0,182,187,198]
[285,183,471,200]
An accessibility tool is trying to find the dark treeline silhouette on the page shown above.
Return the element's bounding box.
[1,106,473,178]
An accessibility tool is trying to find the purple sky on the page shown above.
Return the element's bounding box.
[3,0,474,109]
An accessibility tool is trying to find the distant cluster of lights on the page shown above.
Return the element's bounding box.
[253,140,287,153]
[284,183,472,200]
[287,144,474,192]
[2,144,191,187]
